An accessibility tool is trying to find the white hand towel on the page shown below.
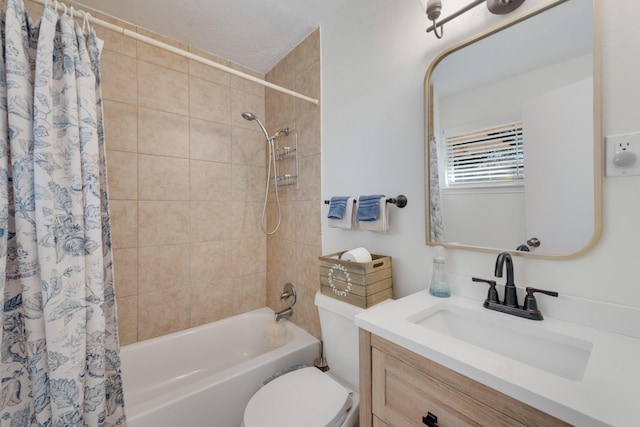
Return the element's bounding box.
[356,197,389,232]
[328,197,354,229]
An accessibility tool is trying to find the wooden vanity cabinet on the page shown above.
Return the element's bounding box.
[359,330,570,427]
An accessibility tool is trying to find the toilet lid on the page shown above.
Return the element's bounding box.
[244,367,352,427]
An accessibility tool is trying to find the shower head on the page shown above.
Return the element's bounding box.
[241,111,270,141]
[242,112,256,121]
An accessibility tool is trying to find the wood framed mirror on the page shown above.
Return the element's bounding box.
[425,0,602,258]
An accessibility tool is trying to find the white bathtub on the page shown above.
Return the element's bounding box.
[120,307,320,427]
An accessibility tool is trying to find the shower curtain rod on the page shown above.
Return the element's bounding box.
[28,0,320,105]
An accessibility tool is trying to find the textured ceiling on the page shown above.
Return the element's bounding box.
[73,0,350,74]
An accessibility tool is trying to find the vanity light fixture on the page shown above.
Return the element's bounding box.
[422,0,526,39]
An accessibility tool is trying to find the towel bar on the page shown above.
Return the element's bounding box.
[324,194,407,208]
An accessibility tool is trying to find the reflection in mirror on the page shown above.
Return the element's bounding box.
[425,0,601,258]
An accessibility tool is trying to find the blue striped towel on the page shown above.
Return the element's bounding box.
[327,196,351,219]
[358,194,385,221]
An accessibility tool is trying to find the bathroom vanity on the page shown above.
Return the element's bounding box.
[359,331,567,426]
[355,290,640,426]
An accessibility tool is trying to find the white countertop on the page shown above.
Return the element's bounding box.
[355,290,640,426]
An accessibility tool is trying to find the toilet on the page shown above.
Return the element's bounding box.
[242,291,364,427]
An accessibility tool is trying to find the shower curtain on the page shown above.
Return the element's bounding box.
[429,135,445,243]
[0,1,126,426]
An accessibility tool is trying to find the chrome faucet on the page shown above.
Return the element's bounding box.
[274,307,293,322]
[274,283,296,322]
[494,252,517,308]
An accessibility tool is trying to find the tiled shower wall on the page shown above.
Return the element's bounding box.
[265,30,323,339]
[25,2,322,344]
[103,27,272,345]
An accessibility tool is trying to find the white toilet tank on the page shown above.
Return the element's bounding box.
[314,291,364,390]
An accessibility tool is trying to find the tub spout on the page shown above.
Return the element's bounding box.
[275,307,293,322]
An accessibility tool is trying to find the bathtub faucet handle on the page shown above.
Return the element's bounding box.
[280,283,296,307]
[275,283,296,322]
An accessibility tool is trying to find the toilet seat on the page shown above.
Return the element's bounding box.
[243,367,352,427]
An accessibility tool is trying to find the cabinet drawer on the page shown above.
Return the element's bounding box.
[372,348,525,427]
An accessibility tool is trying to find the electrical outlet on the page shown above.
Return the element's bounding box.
[606,132,640,177]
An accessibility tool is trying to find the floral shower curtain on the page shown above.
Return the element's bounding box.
[429,135,445,243]
[0,1,126,426]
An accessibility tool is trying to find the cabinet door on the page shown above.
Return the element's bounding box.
[372,348,525,427]
[373,415,391,427]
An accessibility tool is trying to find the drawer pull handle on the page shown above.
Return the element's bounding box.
[422,411,439,426]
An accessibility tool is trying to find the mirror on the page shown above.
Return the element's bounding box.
[425,0,601,258]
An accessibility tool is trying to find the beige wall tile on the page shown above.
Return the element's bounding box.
[113,248,138,298]
[232,273,267,315]
[230,73,266,98]
[139,155,190,201]
[266,88,295,128]
[294,29,320,75]
[231,126,265,167]
[190,160,232,201]
[296,154,320,202]
[230,202,264,240]
[107,150,137,200]
[294,243,321,291]
[190,119,231,163]
[189,278,234,326]
[294,201,321,247]
[138,288,190,340]
[267,238,296,280]
[190,202,233,242]
[290,285,321,339]
[232,238,267,276]
[137,41,189,73]
[102,50,137,104]
[231,89,265,130]
[267,50,296,88]
[296,110,321,157]
[99,29,137,58]
[188,48,232,87]
[116,296,138,345]
[110,200,137,249]
[190,241,234,283]
[231,165,264,202]
[104,100,137,153]
[138,244,190,292]
[267,201,295,240]
[138,201,190,246]
[138,61,189,115]
[267,271,286,310]
[138,108,190,158]
[295,60,321,116]
[189,77,231,124]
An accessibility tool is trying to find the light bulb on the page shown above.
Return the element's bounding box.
[426,0,442,21]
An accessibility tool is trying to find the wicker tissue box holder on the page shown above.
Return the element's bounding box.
[319,251,393,309]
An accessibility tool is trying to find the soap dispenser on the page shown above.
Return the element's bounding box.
[429,246,450,298]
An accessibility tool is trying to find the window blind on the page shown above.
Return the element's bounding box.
[444,122,524,187]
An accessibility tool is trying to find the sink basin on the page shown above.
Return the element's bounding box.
[409,303,593,381]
